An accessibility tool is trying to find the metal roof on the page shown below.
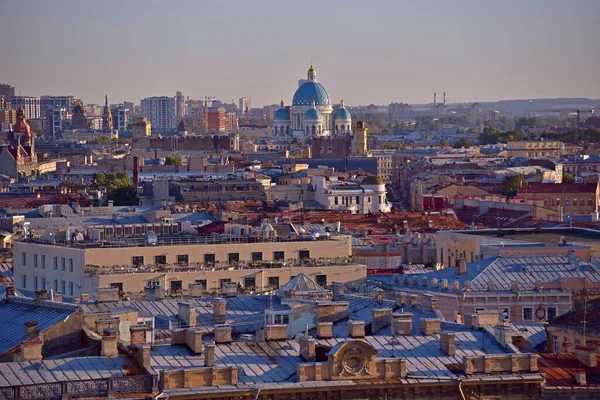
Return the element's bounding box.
[0,356,128,387]
[0,298,77,356]
[277,273,326,295]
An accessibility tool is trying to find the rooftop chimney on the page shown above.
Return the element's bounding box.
[347,320,365,338]
[6,284,15,297]
[332,281,344,300]
[317,322,333,339]
[455,258,467,275]
[213,298,227,324]
[24,321,39,339]
[204,343,215,367]
[440,331,456,355]
[214,324,232,344]
[101,328,118,357]
[178,302,197,327]
[299,335,316,361]
[20,338,43,361]
[35,290,47,302]
[575,346,597,368]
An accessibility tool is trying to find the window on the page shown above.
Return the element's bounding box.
[21,274,26,289]
[274,314,290,324]
[41,277,46,290]
[54,279,58,291]
[573,199,578,206]
[220,278,232,288]
[252,252,263,261]
[21,253,26,267]
[61,257,66,271]
[228,253,240,263]
[41,255,46,269]
[565,200,570,206]
[316,274,327,287]
[195,279,207,289]
[177,255,189,265]
[170,280,182,292]
[132,256,144,266]
[110,282,123,292]
[547,307,557,321]
[589,199,593,207]
[556,198,561,206]
[154,255,167,265]
[356,196,360,204]
[268,276,280,289]
[54,256,58,270]
[68,258,73,272]
[553,336,559,353]
[244,277,256,288]
[69,282,74,296]
[204,253,216,264]
[33,254,38,268]
[61,280,66,294]
[475,308,486,313]
[523,307,533,321]
[299,250,310,260]
[273,251,285,261]
[34,276,38,290]
[334,197,339,205]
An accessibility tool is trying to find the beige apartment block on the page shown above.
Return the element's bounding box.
[13,236,358,297]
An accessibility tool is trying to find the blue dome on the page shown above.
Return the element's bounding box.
[273,108,290,121]
[304,107,322,121]
[293,81,330,106]
[333,106,351,120]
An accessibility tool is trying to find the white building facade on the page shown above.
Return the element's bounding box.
[312,175,391,214]
[141,96,176,132]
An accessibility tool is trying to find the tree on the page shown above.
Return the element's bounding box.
[501,175,524,197]
[107,186,138,206]
[563,172,575,184]
[453,138,472,148]
[93,172,107,186]
[28,120,43,137]
[165,155,183,166]
[439,139,449,147]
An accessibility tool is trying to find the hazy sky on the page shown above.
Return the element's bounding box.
[1,0,599,106]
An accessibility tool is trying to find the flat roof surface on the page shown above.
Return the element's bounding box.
[455,228,600,246]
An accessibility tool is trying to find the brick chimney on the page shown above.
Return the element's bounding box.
[214,324,232,344]
[441,279,449,290]
[575,346,597,368]
[440,331,456,355]
[213,298,227,324]
[96,287,120,302]
[332,281,344,300]
[178,302,197,327]
[420,318,441,335]
[5,284,15,297]
[24,321,39,338]
[20,338,43,361]
[299,335,316,361]
[53,292,63,302]
[347,320,365,338]
[374,289,384,303]
[35,290,48,301]
[455,258,467,275]
[130,325,149,346]
[204,343,215,367]
[101,328,118,357]
[392,313,413,335]
[317,322,333,339]
[80,293,90,303]
[371,308,392,334]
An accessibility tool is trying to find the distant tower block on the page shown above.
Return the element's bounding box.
[353,120,368,156]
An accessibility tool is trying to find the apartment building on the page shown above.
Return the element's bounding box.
[10,96,41,119]
[506,140,561,158]
[13,234,357,297]
[141,96,176,131]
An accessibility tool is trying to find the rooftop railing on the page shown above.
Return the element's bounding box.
[20,233,342,249]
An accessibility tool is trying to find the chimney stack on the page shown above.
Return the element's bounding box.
[101,328,118,357]
[213,298,227,324]
[332,281,344,300]
[133,156,139,185]
[455,258,467,275]
[204,343,215,367]
[24,321,39,338]
[299,335,316,361]
[347,320,365,338]
[178,302,197,327]
[35,290,47,301]
[6,284,15,297]
[317,322,333,339]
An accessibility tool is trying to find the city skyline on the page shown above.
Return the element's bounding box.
[1,0,599,106]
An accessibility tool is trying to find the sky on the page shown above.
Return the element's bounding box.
[1,0,599,107]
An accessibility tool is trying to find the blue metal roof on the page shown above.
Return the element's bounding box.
[304,107,322,121]
[0,298,77,356]
[292,82,330,106]
[273,108,290,121]
[333,106,351,120]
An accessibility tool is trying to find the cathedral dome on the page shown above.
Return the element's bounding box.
[304,106,322,121]
[273,107,290,121]
[293,81,330,107]
[333,102,351,121]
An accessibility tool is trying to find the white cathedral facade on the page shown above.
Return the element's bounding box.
[272,66,352,138]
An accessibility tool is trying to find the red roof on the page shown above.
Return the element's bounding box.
[539,353,600,387]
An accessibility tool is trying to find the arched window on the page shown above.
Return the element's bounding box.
[274,126,279,135]
[306,125,310,134]
[286,126,290,135]
[312,125,316,135]
[318,125,322,135]
[341,125,345,134]
[347,124,351,132]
